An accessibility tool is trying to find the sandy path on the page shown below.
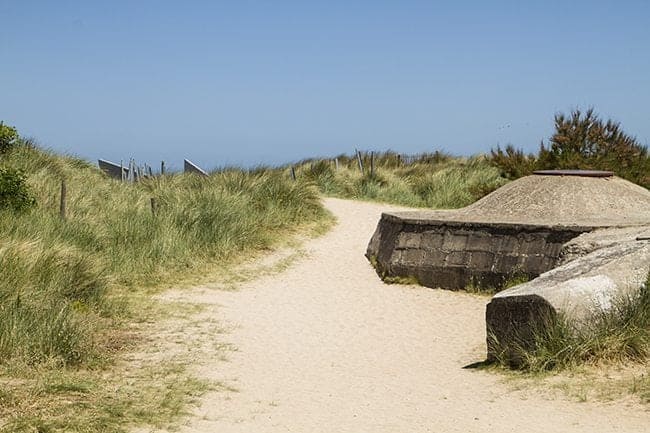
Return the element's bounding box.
[139,198,648,433]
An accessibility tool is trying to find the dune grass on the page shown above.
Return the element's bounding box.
[492,283,650,372]
[287,151,507,209]
[488,280,650,403]
[0,141,329,431]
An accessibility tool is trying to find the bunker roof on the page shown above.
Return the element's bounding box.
[390,171,650,227]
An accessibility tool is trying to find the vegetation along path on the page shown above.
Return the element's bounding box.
[136,198,649,433]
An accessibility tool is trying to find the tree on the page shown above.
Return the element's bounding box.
[490,108,650,187]
[537,108,650,185]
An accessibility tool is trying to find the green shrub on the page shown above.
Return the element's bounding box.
[538,108,650,185]
[490,108,650,187]
[0,167,36,212]
[0,122,18,154]
[490,145,536,180]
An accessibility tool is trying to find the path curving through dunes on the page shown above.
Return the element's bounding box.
[138,198,648,433]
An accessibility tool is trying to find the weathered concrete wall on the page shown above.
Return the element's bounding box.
[367,212,591,290]
[98,159,127,180]
[486,226,650,363]
[184,159,209,177]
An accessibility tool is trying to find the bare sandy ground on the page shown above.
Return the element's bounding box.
[135,198,649,433]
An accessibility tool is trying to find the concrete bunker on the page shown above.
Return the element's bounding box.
[366,170,650,360]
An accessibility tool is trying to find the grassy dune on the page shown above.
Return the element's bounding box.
[289,151,507,208]
[0,142,329,431]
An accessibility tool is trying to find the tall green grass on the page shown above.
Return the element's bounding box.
[0,143,327,367]
[291,151,507,208]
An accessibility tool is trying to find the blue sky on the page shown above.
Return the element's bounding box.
[2,1,649,169]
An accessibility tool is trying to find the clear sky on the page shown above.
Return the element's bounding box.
[2,1,649,169]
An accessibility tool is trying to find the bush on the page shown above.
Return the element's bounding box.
[490,108,650,187]
[0,167,36,212]
[490,145,536,180]
[0,122,18,154]
[538,108,650,185]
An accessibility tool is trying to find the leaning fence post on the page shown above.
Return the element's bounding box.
[290,165,296,181]
[127,159,134,182]
[356,149,364,174]
[59,179,67,220]
[334,158,339,171]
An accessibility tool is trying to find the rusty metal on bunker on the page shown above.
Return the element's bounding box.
[532,169,614,177]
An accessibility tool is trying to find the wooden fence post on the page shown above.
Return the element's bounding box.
[356,149,364,174]
[334,158,339,171]
[370,151,375,177]
[161,161,165,176]
[290,165,296,181]
[150,197,157,216]
[59,179,67,220]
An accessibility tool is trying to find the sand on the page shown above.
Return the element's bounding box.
[135,198,649,433]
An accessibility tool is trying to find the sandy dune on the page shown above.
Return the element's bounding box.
[137,198,649,433]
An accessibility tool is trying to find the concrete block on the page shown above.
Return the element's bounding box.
[397,232,422,249]
[521,254,548,274]
[402,248,424,265]
[420,232,445,250]
[544,242,564,259]
[184,159,209,176]
[493,254,522,274]
[465,233,495,251]
[486,230,650,363]
[421,250,448,266]
[470,251,496,271]
[433,268,468,290]
[498,236,520,252]
[366,211,591,294]
[98,159,127,180]
[442,234,468,251]
[518,236,548,254]
[446,251,471,266]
